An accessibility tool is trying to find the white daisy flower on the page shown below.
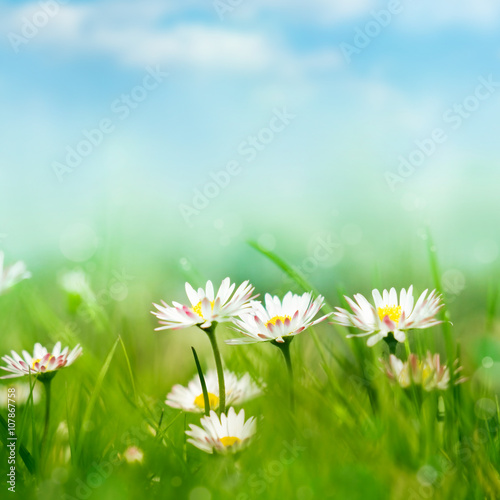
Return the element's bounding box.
[166,370,264,413]
[226,291,330,345]
[333,286,443,347]
[152,278,256,330]
[384,352,464,391]
[0,342,82,379]
[0,251,31,295]
[186,407,256,454]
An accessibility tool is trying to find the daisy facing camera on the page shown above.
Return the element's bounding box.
[334,285,443,347]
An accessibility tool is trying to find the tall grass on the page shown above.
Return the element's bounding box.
[0,240,499,500]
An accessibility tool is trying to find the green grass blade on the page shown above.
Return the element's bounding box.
[486,281,499,333]
[118,335,137,402]
[75,337,119,461]
[425,228,454,366]
[248,240,355,392]
[248,240,331,309]
[248,240,348,341]
[191,346,210,416]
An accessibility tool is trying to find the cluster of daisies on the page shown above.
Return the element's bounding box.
[151,278,461,455]
[151,278,330,453]
[0,251,463,458]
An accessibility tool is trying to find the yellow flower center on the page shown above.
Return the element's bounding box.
[194,392,219,410]
[378,305,402,324]
[32,355,55,370]
[265,315,291,327]
[193,300,215,318]
[219,436,241,447]
[399,362,434,386]
[421,364,433,384]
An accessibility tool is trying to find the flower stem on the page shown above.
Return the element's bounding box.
[40,378,52,460]
[205,324,225,417]
[404,338,412,359]
[382,332,398,355]
[274,339,295,411]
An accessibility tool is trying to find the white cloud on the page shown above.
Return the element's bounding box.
[0,0,348,76]
[313,0,377,20]
[230,0,377,23]
[4,0,496,79]
[1,1,280,72]
[252,0,500,29]
[89,25,274,71]
[400,0,500,30]
[220,0,500,29]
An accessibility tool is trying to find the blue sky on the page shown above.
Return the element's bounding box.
[1,0,500,279]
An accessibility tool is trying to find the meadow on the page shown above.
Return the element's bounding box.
[0,235,499,500]
[3,0,500,498]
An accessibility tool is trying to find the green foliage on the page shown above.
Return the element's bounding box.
[0,242,499,500]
